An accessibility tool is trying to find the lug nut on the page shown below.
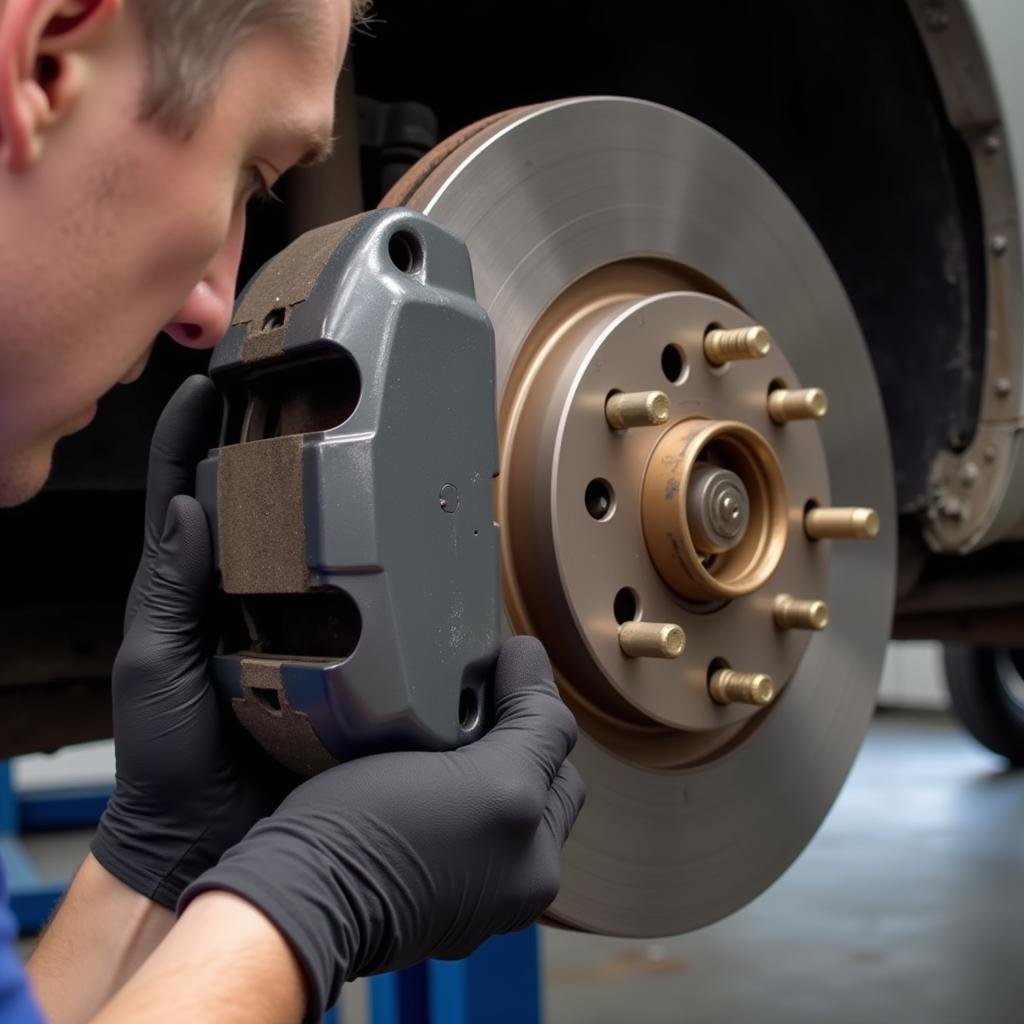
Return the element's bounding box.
[709,668,775,706]
[618,621,686,659]
[703,325,772,366]
[768,387,828,423]
[773,594,829,631]
[606,390,670,429]
[804,506,880,540]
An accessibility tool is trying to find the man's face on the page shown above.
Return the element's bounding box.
[0,0,352,505]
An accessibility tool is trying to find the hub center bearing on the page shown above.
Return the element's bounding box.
[643,418,788,601]
[687,465,750,554]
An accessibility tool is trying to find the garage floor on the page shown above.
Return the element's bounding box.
[543,711,1024,1024]
[15,710,1024,1023]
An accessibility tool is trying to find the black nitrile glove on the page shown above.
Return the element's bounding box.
[91,375,289,908]
[180,636,584,1021]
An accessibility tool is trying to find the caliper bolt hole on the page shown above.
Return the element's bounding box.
[388,230,423,275]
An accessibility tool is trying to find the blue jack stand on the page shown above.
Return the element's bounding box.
[0,761,114,934]
[369,928,541,1024]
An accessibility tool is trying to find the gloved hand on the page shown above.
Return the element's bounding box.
[91,375,289,908]
[180,636,584,1021]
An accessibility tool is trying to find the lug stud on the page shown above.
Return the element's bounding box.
[768,387,828,423]
[606,390,670,429]
[773,594,829,631]
[704,325,772,366]
[804,506,880,540]
[618,621,686,659]
[709,668,775,706]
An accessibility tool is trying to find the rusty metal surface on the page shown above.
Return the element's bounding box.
[909,0,1024,551]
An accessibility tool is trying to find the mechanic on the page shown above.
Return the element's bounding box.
[0,1,584,1022]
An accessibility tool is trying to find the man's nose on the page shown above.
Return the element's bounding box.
[163,207,247,351]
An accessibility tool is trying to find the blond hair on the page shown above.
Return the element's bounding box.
[132,0,371,133]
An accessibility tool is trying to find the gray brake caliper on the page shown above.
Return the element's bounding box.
[196,209,501,777]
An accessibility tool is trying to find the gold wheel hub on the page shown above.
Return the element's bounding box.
[501,276,833,767]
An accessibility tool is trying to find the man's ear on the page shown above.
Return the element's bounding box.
[0,0,122,172]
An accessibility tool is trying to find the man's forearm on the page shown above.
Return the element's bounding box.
[26,853,175,1024]
[90,891,307,1024]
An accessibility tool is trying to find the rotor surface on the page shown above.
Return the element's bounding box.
[383,97,896,936]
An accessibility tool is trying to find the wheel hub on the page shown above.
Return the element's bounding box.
[500,286,832,762]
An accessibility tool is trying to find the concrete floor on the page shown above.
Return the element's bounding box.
[15,710,1024,1023]
[543,711,1024,1024]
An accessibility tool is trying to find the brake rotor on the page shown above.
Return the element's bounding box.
[383,97,896,937]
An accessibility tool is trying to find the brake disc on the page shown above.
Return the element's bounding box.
[382,97,897,937]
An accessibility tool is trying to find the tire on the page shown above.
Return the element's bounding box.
[943,646,1024,765]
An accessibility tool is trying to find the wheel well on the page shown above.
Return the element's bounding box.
[350,0,987,516]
